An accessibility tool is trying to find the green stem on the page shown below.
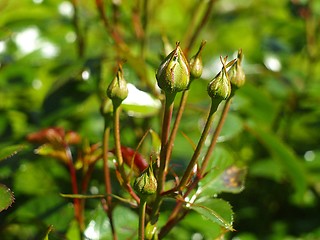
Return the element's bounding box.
[184,0,215,54]
[158,93,175,193]
[102,121,117,240]
[138,197,147,240]
[113,105,124,167]
[164,90,189,175]
[113,104,141,204]
[152,93,175,217]
[178,99,220,190]
[200,97,232,176]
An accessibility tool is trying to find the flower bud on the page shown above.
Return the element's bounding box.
[207,57,231,101]
[189,41,206,79]
[107,64,128,107]
[134,164,157,197]
[228,49,245,90]
[156,42,190,94]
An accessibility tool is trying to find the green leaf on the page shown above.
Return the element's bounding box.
[189,198,234,231]
[200,165,246,196]
[0,184,14,212]
[84,204,138,239]
[248,125,308,202]
[122,84,161,117]
[216,112,244,142]
[198,146,239,197]
[14,162,58,195]
[149,129,161,155]
[0,145,25,161]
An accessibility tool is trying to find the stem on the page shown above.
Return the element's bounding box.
[151,93,175,217]
[185,0,215,54]
[164,90,189,175]
[102,121,118,240]
[199,97,232,176]
[157,93,175,193]
[95,0,124,45]
[66,147,84,230]
[71,0,85,58]
[138,197,147,240]
[178,99,220,190]
[159,177,200,239]
[113,104,141,204]
[113,105,124,167]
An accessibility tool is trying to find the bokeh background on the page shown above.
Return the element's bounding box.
[1,0,320,239]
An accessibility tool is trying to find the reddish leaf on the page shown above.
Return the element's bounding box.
[27,127,81,145]
[111,146,148,173]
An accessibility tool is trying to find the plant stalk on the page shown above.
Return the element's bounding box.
[178,99,220,190]
[138,197,147,240]
[200,97,232,176]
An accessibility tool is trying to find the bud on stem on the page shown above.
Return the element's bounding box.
[207,56,232,101]
[228,49,245,95]
[134,164,157,197]
[156,42,190,94]
[107,64,128,107]
[189,40,206,79]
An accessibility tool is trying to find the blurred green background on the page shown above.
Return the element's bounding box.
[1,0,320,239]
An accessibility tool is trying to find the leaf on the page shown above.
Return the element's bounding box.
[149,129,161,155]
[0,184,15,212]
[84,204,138,239]
[200,165,247,196]
[216,112,244,142]
[0,145,25,161]
[248,125,308,202]
[122,83,161,117]
[189,198,234,231]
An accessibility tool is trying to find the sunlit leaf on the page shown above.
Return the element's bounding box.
[0,145,24,161]
[0,184,15,212]
[84,204,138,240]
[122,84,161,117]
[189,198,234,231]
[199,165,246,196]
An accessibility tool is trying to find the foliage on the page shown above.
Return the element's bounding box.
[1,0,320,239]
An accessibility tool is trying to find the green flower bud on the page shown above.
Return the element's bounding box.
[228,49,245,90]
[189,40,206,79]
[134,164,157,197]
[207,57,231,101]
[107,64,128,107]
[156,42,190,94]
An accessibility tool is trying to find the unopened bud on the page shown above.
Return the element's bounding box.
[156,42,190,94]
[228,49,245,90]
[207,57,231,101]
[189,41,206,79]
[107,64,128,107]
[134,164,157,197]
